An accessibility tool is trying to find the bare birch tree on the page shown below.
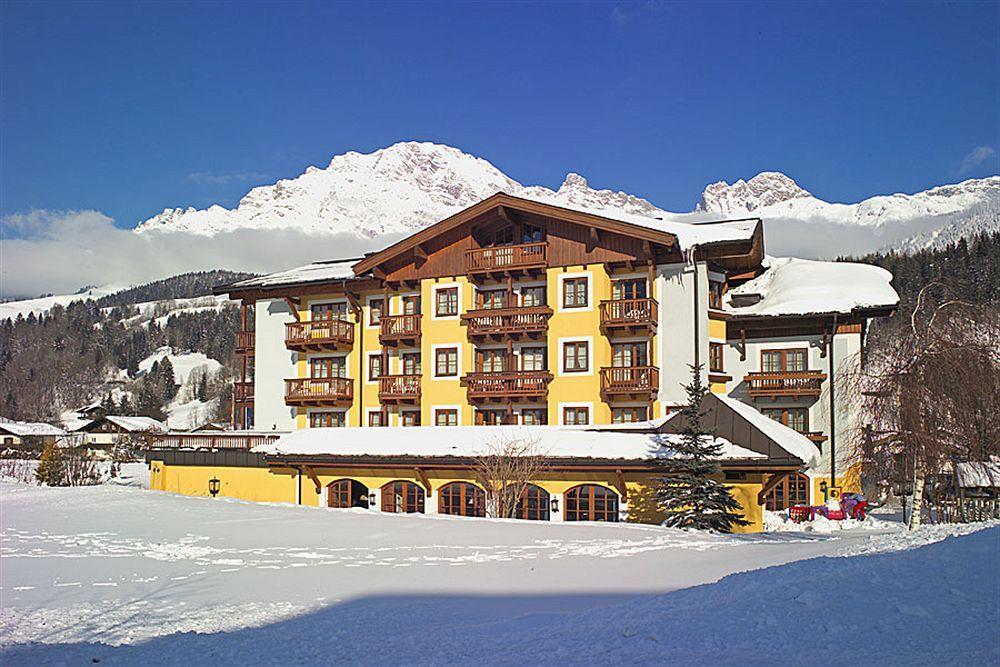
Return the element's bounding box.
[473,437,549,519]
[844,283,1000,529]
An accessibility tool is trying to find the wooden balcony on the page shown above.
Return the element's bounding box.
[744,371,826,399]
[462,306,552,339]
[599,298,658,334]
[235,331,255,354]
[378,374,421,404]
[463,370,553,403]
[804,431,828,446]
[466,242,548,277]
[379,314,421,346]
[285,319,354,352]
[284,377,354,406]
[233,380,254,403]
[600,366,659,400]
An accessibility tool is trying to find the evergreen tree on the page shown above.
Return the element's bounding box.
[35,440,65,486]
[657,364,749,532]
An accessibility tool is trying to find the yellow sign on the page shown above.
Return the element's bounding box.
[829,486,842,500]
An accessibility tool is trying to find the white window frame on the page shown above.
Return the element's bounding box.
[432,404,462,427]
[557,401,594,426]
[557,335,594,376]
[365,407,388,427]
[431,282,462,320]
[431,343,462,380]
[306,409,349,428]
[557,271,593,313]
[365,351,383,385]
[365,294,386,330]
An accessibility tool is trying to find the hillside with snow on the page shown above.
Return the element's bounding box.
[135,142,999,253]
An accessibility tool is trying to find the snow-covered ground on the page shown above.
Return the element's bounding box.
[0,285,124,320]
[1,481,996,665]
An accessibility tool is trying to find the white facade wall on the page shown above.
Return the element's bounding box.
[655,261,710,409]
[253,298,297,431]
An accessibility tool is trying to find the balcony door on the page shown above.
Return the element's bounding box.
[402,295,421,315]
[311,357,346,379]
[761,349,807,373]
[612,278,647,300]
[612,342,648,368]
[312,302,348,321]
[477,349,509,373]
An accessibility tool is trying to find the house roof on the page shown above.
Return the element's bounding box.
[217,258,362,294]
[956,461,1000,488]
[74,415,168,434]
[0,420,66,437]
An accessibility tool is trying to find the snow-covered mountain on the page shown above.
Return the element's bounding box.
[136,141,999,252]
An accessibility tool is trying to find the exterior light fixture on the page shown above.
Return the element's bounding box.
[550,496,560,513]
[368,492,377,509]
[819,480,828,501]
[209,477,221,497]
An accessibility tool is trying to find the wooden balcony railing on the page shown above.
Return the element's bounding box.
[463,370,553,402]
[284,377,354,405]
[466,242,548,275]
[379,314,421,345]
[378,374,421,403]
[233,380,254,403]
[462,306,552,338]
[285,319,354,351]
[744,371,826,399]
[600,366,659,397]
[599,298,658,333]
[235,331,255,354]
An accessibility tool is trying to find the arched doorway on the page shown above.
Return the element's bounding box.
[381,480,425,514]
[564,484,620,522]
[438,482,486,517]
[764,472,809,510]
[327,479,370,509]
[502,483,550,521]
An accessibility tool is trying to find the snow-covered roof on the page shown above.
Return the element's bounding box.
[724,257,899,318]
[256,424,766,463]
[955,461,1000,488]
[0,419,66,437]
[713,395,820,467]
[74,415,167,433]
[223,259,361,292]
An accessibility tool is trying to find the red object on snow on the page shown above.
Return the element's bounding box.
[789,505,814,522]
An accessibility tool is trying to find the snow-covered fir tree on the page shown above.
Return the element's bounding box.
[657,364,748,532]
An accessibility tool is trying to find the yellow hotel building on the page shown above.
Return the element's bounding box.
[150,193,898,532]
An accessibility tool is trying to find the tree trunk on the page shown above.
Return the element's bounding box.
[908,466,926,530]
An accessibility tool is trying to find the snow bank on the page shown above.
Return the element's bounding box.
[0,285,123,320]
[138,347,222,385]
[763,509,886,533]
[259,423,766,462]
[725,256,899,317]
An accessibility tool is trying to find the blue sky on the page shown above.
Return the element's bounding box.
[1,0,997,231]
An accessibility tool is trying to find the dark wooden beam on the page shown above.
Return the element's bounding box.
[304,466,322,494]
[414,467,432,494]
[284,297,301,321]
[757,471,793,504]
[614,469,629,501]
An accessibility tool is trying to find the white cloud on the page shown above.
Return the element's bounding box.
[185,171,271,185]
[958,146,996,176]
[0,210,399,298]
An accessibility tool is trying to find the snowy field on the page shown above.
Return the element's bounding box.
[1,480,996,665]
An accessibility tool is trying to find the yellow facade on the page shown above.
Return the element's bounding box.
[149,460,765,533]
[289,263,661,428]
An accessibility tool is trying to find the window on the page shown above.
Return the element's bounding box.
[242,355,255,382]
[708,280,725,309]
[562,406,590,425]
[327,479,369,508]
[520,285,546,307]
[435,409,459,426]
[478,289,507,310]
[368,299,384,326]
[709,343,725,373]
[762,348,807,373]
[612,342,647,368]
[401,295,421,315]
[521,224,544,244]
[562,277,589,309]
[439,482,486,517]
[476,409,507,425]
[381,481,425,514]
[612,278,647,300]
[368,354,383,381]
[762,407,809,433]
[486,226,515,246]
[477,348,507,373]
[563,341,590,373]
[520,408,548,425]
[400,410,421,427]
[434,348,459,377]
[520,347,546,372]
[764,472,809,511]
[612,407,647,423]
[368,410,387,427]
[564,485,620,522]
[311,357,346,379]
[435,287,458,317]
[312,302,348,321]
[504,483,550,521]
[310,412,345,428]
[401,352,421,376]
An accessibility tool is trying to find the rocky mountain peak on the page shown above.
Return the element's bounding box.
[696,171,813,215]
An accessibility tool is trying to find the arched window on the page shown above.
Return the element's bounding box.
[327,479,369,509]
[503,483,550,521]
[438,482,486,517]
[381,480,425,514]
[765,472,809,511]
[564,484,620,522]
